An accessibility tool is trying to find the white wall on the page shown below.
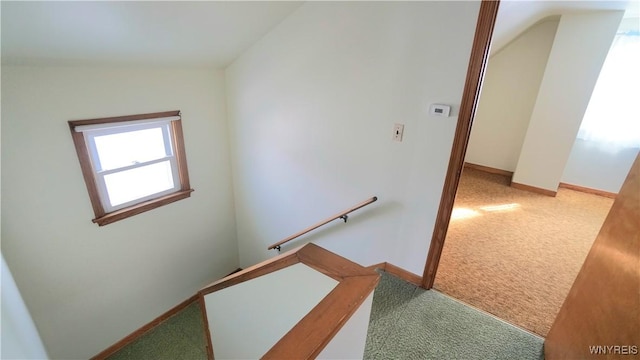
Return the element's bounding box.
[561,140,639,193]
[1,66,238,359]
[512,11,624,191]
[1,255,49,360]
[560,16,640,194]
[204,262,374,359]
[226,2,480,274]
[465,18,559,171]
[204,263,338,359]
[317,292,374,360]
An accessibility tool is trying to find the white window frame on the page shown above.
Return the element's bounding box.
[83,121,181,212]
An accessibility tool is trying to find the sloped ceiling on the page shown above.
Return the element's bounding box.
[491,0,636,55]
[1,1,302,67]
[2,1,637,66]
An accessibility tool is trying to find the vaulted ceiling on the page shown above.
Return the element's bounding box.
[492,0,637,54]
[1,1,637,67]
[1,1,302,67]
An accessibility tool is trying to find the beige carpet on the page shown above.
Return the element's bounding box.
[433,167,614,336]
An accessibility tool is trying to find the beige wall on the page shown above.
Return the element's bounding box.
[465,18,559,171]
[467,10,625,193]
[226,2,480,275]
[513,11,624,191]
[1,66,238,359]
[1,255,49,359]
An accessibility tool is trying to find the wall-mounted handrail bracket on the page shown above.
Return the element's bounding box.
[267,196,378,251]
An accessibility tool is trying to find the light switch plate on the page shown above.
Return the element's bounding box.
[393,123,404,142]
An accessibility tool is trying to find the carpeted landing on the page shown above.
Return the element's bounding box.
[107,271,544,359]
[434,168,613,336]
[365,272,543,360]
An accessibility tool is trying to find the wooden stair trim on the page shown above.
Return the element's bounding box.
[93,245,387,360]
[366,262,423,287]
[384,263,423,287]
[199,245,303,296]
[261,275,380,359]
[297,243,375,281]
[90,294,198,360]
[199,243,380,360]
[365,262,387,272]
[198,295,215,360]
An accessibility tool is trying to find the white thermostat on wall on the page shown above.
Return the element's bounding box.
[430,104,451,117]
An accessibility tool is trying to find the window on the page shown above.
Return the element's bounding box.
[69,110,193,226]
[577,21,640,149]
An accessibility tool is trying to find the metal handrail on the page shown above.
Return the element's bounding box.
[267,196,378,251]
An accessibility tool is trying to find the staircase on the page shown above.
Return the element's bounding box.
[198,243,379,359]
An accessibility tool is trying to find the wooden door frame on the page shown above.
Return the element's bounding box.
[422,0,500,289]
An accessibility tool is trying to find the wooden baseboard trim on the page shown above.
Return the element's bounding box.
[558,182,617,199]
[365,262,387,272]
[225,267,243,277]
[464,162,514,178]
[91,294,199,360]
[385,263,423,287]
[511,181,557,197]
[366,262,423,288]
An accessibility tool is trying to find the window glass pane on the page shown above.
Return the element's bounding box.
[94,127,168,171]
[104,161,175,207]
[576,30,640,148]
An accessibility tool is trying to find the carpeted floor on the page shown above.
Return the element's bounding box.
[107,271,543,359]
[364,272,544,360]
[107,301,208,360]
[433,167,613,336]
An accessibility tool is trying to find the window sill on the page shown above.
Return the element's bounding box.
[92,189,194,226]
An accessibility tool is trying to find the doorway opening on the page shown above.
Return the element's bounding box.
[422,3,639,337]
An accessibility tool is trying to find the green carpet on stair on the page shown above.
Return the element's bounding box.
[106,301,207,360]
[107,271,544,360]
[364,271,545,360]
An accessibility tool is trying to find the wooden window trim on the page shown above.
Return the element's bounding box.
[69,110,194,226]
